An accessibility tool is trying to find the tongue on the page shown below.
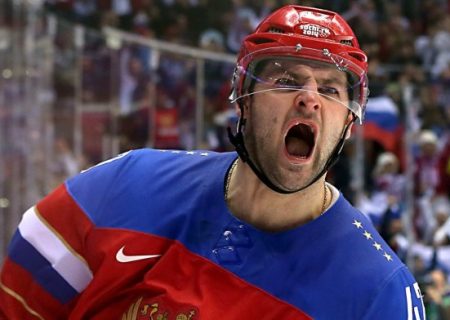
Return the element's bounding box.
[286,136,310,157]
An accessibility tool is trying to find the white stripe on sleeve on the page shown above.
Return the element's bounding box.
[18,207,93,292]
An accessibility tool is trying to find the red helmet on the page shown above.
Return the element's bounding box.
[230,5,369,123]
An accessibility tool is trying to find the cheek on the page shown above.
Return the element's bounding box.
[271,116,278,125]
[245,110,279,146]
[248,110,281,137]
[324,106,349,129]
[250,97,285,127]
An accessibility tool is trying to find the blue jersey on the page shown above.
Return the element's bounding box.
[0,149,425,319]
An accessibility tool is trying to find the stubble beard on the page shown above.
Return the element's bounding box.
[244,116,342,192]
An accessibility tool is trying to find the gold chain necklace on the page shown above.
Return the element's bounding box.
[225,159,329,216]
[321,182,328,215]
[224,159,239,201]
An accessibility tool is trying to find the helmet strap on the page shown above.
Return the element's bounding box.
[227,125,295,194]
[227,104,356,195]
[313,112,356,183]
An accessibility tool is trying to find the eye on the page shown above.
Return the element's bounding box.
[274,76,299,88]
[318,86,340,96]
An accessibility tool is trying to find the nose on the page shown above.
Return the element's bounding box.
[293,83,321,112]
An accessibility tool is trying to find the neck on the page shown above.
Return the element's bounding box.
[225,159,330,232]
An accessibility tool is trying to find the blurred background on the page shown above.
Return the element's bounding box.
[0,0,449,316]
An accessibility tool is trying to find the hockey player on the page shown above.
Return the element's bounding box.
[0,5,425,319]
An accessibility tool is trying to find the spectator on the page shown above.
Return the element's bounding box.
[431,16,450,79]
[226,1,259,53]
[422,268,450,320]
[415,130,442,197]
[72,0,98,28]
[358,152,407,257]
[51,137,82,188]
[111,0,134,31]
[436,135,450,197]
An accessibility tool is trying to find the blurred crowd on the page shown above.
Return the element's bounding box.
[24,0,450,316]
[42,1,449,148]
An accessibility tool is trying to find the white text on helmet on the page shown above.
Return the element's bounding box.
[299,24,331,38]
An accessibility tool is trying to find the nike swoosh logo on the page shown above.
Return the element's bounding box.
[116,246,161,263]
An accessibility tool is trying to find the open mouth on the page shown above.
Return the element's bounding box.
[284,123,315,159]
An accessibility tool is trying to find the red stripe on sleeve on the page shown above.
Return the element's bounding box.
[36,184,94,261]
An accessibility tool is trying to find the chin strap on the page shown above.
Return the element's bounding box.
[315,114,356,180]
[227,126,293,194]
[227,106,356,195]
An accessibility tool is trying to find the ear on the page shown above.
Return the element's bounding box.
[344,114,355,140]
[235,97,251,116]
[234,102,241,117]
[345,122,354,139]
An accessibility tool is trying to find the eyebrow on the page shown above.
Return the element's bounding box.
[256,59,351,88]
[319,76,347,88]
[263,68,347,89]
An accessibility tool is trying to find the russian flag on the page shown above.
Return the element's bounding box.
[363,95,402,151]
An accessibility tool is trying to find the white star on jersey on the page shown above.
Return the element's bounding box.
[352,220,363,229]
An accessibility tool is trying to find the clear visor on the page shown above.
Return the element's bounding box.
[231,47,368,123]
